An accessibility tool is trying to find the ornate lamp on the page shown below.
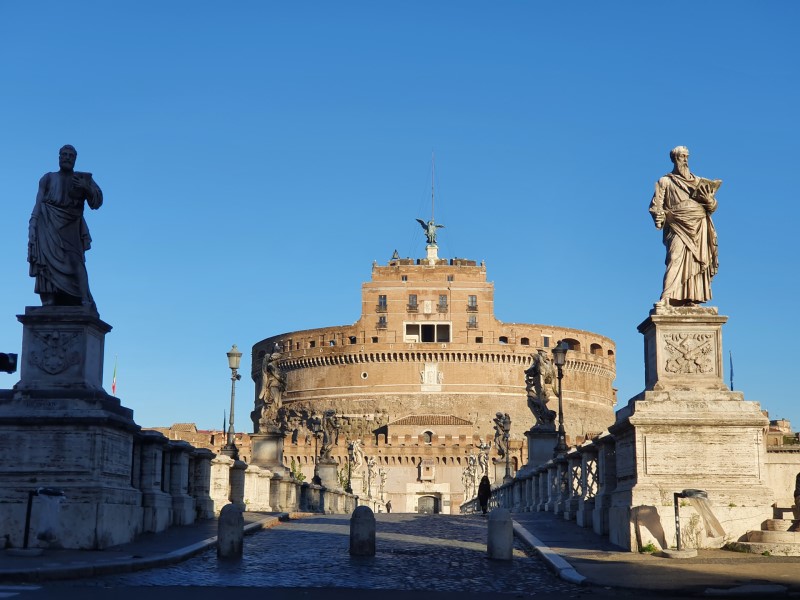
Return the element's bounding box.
[552,341,569,457]
[221,344,243,459]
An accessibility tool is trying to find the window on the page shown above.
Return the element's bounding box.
[401,275,408,282]
[408,294,418,311]
[590,343,602,356]
[447,275,454,282]
[377,295,387,312]
[563,338,581,352]
[438,294,448,311]
[521,337,530,346]
[423,431,433,444]
[467,315,477,328]
[475,336,483,343]
[404,322,451,343]
[499,336,508,344]
[467,295,477,311]
[542,335,550,348]
[377,316,387,329]
[309,340,316,348]
[349,336,357,344]
[371,336,378,343]
[329,340,336,347]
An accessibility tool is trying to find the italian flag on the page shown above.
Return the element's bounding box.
[112,357,118,395]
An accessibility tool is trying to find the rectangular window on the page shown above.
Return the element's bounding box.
[447,275,454,282]
[405,322,450,343]
[467,295,478,311]
[401,275,408,282]
[408,294,418,311]
[377,316,388,329]
[377,295,387,312]
[467,315,477,328]
[438,294,448,311]
[543,335,550,348]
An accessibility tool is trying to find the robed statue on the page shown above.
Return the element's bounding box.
[650,146,721,307]
[524,350,557,430]
[252,347,286,433]
[28,145,103,312]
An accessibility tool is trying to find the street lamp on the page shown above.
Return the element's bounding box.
[552,340,569,457]
[221,344,242,460]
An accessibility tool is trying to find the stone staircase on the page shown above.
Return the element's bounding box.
[726,508,800,556]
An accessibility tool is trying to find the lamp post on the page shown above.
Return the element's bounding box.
[552,341,569,458]
[221,344,242,460]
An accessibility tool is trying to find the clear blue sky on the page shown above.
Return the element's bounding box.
[1,2,798,432]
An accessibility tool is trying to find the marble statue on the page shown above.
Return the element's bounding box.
[28,145,103,312]
[476,440,491,478]
[492,412,511,458]
[649,146,721,307]
[525,350,557,430]
[253,347,286,432]
[320,409,341,460]
[348,438,364,472]
[366,456,377,497]
[415,218,444,245]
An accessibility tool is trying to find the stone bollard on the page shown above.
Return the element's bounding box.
[487,508,513,561]
[217,503,244,559]
[349,505,376,556]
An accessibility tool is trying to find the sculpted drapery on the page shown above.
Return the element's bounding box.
[649,147,720,306]
[28,145,103,310]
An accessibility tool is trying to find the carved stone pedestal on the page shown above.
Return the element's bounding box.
[0,306,142,550]
[250,431,289,476]
[609,306,774,552]
[317,458,340,491]
[524,429,558,472]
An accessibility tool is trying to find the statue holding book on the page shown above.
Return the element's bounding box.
[649,146,721,307]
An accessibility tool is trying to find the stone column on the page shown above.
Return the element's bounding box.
[210,454,234,514]
[168,440,195,525]
[138,430,173,533]
[592,431,616,536]
[577,442,598,528]
[191,448,215,520]
[229,459,247,511]
[563,451,582,521]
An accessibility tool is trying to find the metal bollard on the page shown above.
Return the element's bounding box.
[349,505,376,556]
[217,503,244,559]
[487,508,513,560]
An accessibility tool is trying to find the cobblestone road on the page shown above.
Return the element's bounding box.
[69,514,582,595]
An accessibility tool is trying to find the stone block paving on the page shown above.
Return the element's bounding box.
[67,514,579,595]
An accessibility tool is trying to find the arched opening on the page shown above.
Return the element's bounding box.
[562,337,581,352]
[590,343,602,356]
[417,495,440,514]
[520,337,530,346]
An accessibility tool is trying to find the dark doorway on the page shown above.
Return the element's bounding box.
[417,495,440,514]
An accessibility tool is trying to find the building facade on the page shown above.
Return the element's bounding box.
[251,243,617,512]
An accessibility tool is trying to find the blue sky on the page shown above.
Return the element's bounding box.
[1,2,798,432]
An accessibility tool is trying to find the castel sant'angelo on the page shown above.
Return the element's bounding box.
[250,221,617,513]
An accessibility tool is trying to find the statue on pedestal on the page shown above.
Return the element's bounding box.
[320,409,341,460]
[252,347,286,433]
[525,350,557,430]
[493,412,511,458]
[28,145,103,312]
[415,218,444,245]
[649,146,721,307]
[348,438,364,473]
[476,440,491,478]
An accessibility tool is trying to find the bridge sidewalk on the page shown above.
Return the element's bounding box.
[511,511,800,596]
[0,512,288,583]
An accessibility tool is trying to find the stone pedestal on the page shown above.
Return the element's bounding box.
[317,458,341,491]
[609,306,774,552]
[0,306,142,549]
[250,431,290,477]
[524,429,558,472]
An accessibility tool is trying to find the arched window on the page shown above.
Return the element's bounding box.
[562,337,581,352]
[423,431,433,444]
[520,337,530,346]
[590,343,602,356]
[499,336,508,344]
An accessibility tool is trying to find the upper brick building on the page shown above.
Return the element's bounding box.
[250,241,617,512]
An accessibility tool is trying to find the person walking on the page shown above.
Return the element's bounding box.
[477,476,491,515]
